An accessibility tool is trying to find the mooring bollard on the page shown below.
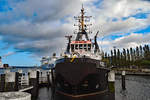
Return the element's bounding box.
[122,70,126,90]
[108,70,115,100]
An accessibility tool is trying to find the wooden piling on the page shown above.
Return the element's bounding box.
[47,71,51,87]
[0,74,5,92]
[36,71,39,87]
[51,68,55,99]
[122,71,126,90]
[15,72,19,91]
[29,70,39,99]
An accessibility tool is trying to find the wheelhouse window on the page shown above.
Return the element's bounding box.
[79,44,83,49]
[71,44,74,52]
[84,44,87,51]
[88,44,91,51]
[75,44,78,49]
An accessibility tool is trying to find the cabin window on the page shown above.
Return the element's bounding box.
[71,44,74,51]
[75,44,78,49]
[84,44,87,51]
[79,44,83,49]
[84,44,86,48]
[88,44,91,51]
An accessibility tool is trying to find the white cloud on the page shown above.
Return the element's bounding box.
[99,33,150,52]
[0,0,150,58]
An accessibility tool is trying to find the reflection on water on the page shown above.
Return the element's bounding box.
[36,87,52,100]
[36,75,150,100]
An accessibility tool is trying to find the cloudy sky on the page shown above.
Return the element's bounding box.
[0,0,150,66]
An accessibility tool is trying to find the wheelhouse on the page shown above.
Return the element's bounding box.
[70,40,93,52]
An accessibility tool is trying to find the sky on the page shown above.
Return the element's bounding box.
[0,0,150,66]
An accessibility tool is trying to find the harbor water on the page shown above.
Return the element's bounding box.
[35,75,150,100]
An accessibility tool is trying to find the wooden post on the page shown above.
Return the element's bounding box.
[122,71,126,90]
[51,69,55,83]
[15,72,19,91]
[51,68,55,99]
[0,74,5,92]
[47,71,50,87]
[36,71,39,87]
[29,70,39,99]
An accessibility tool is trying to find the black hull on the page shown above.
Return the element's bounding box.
[55,58,110,97]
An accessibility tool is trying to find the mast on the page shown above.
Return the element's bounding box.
[74,5,92,41]
[81,4,84,32]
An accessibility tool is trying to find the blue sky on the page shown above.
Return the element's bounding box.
[0,0,150,66]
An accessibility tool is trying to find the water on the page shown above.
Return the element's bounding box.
[115,75,150,100]
[36,75,150,100]
[36,88,52,100]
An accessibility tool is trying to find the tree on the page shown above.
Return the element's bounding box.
[117,49,121,66]
[111,50,113,66]
[127,49,130,66]
[123,48,127,66]
[120,53,123,67]
[136,46,140,60]
[114,49,117,66]
[130,47,133,65]
[139,45,143,59]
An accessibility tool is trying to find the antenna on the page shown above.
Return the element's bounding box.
[82,4,83,10]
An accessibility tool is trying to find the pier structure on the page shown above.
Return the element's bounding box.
[0,67,53,99]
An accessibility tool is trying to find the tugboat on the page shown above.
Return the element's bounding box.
[54,6,111,100]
